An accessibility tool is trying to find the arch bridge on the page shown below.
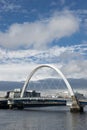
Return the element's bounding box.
[20,64,83,112]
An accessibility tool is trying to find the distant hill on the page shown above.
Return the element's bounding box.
[0,81,23,91]
[0,78,87,91]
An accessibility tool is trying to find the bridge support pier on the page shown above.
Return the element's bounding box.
[70,96,83,112]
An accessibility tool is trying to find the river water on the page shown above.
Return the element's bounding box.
[0,106,87,130]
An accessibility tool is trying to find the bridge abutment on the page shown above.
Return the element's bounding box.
[70,96,84,112]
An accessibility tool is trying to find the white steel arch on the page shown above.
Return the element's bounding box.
[20,64,74,98]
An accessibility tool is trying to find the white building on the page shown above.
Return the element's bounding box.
[8,89,40,98]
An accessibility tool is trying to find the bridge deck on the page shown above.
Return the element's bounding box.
[1,97,87,109]
[79,99,87,106]
[10,97,67,108]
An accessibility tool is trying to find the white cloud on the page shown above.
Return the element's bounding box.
[0,10,79,49]
[0,63,36,81]
[0,59,87,81]
[0,0,22,12]
[72,9,87,32]
[0,63,63,81]
[0,44,87,81]
[0,44,85,64]
[61,60,87,79]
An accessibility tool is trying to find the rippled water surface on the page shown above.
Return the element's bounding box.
[0,106,87,130]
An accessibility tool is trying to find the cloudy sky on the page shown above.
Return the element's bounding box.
[0,0,87,81]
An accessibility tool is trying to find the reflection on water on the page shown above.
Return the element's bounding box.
[0,106,87,130]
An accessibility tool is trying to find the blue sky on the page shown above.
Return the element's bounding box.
[0,0,87,81]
